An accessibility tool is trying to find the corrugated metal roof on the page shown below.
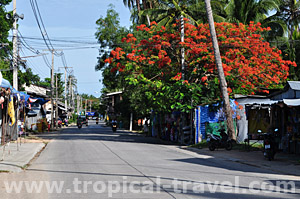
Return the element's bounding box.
[236,98,278,105]
[288,81,300,91]
[283,99,300,106]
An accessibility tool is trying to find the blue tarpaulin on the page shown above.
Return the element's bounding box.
[195,99,237,143]
[30,98,49,105]
[0,78,12,88]
[86,112,95,116]
[19,92,30,102]
[0,78,48,108]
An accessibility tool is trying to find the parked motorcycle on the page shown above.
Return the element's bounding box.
[259,129,278,161]
[62,119,68,127]
[207,128,233,151]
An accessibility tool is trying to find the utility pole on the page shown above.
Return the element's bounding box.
[59,66,72,116]
[85,99,87,116]
[55,73,58,130]
[50,50,54,129]
[79,96,82,113]
[80,97,82,113]
[64,69,67,115]
[12,0,18,90]
[69,75,72,112]
[44,49,62,129]
[12,0,24,90]
[90,100,92,113]
[71,78,74,112]
[77,95,80,115]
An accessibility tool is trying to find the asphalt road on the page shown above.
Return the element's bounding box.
[1,120,299,199]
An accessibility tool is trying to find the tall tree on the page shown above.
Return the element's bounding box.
[137,0,228,28]
[95,4,129,90]
[140,0,199,27]
[107,21,294,120]
[225,0,280,24]
[123,0,159,25]
[206,0,235,140]
[276,0,300,40]
[0,0,13,71]
[273,0,300,79]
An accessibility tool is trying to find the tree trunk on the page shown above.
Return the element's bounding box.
[146,15,151,26]
[136,0,141,12]
[180,15,186,144]
[142,0,151,26]
[204,0,236,141]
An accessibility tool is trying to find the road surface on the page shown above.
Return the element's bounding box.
[1,120,299,198]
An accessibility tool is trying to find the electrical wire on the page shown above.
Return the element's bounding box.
[29,0,63,56]
[18,30,54,70]
[19,46,48,78]
[18,36,98,45]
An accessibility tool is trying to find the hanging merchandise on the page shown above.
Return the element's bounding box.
[8,96,15,125]
[0,96,4,105]
[29,98,38,103]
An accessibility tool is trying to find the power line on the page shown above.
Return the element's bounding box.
[16,36,98,45]
[19,46,48,78]
[29,0,63,56]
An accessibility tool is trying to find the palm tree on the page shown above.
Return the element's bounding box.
[138,0,201,27]
[272,0,300,78]
[123,0,141,11]
[123,0,159,25]
[225,0,280,24]
[138,0,228,27]
[204,0,236,141]
[275,0,300,39]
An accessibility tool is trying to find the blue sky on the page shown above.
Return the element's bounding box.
[6,0,131,97]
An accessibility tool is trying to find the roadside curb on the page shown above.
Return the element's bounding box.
[0,142,46,173]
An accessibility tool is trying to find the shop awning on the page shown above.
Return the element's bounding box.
[283,99,300,106]
[58,105,67,111]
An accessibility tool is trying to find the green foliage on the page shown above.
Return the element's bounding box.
[35,73,64,97]
[1,68,41,91]
[94,4,131,93]
[98,0,300,120]
[0,0,13,72]
[18,69,40,90]
[95,4,130,71]
[225,0,281,24]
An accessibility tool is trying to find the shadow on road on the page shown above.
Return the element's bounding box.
[34,124,300,180]
[37,125,175,145]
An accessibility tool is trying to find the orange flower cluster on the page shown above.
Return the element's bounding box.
[107,20,296,95]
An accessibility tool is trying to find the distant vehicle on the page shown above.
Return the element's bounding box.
[77,115,88,126]
[111,120,117,132]
[92,117,97,120]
